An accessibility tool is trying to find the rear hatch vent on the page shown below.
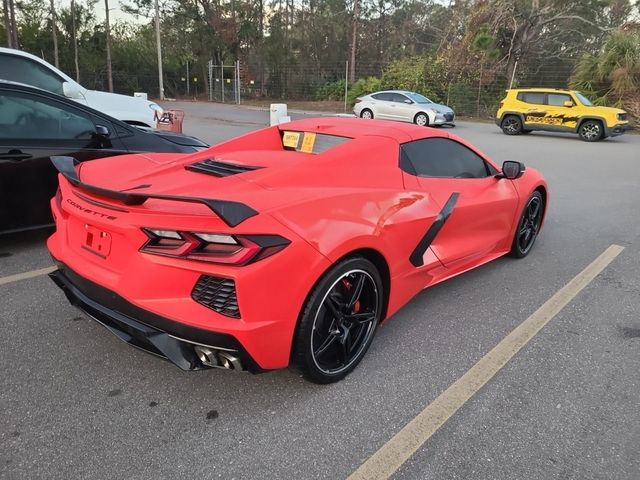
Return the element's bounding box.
[186,158,262,177]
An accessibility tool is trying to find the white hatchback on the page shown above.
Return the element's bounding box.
[353,90,455,127]
[0,47,162,127]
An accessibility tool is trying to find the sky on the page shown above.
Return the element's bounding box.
[57,0,142,24]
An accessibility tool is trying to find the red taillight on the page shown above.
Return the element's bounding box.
[140,229,289,265]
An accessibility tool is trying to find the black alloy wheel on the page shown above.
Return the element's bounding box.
[293,257,383,384]
[501,115,523,135]
[510,191,544,258]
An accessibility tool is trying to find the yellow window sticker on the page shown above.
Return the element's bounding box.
[283,131,301,148]
[300,132,317,153]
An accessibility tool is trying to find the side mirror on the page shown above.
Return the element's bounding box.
[404,99,413,104]
[92,125,112,148]
[563,100,574,107]
[62,81,84,99]
[498,161,525,180]
[95,125,110,138]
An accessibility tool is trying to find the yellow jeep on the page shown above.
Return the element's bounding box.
[496,88,629,142]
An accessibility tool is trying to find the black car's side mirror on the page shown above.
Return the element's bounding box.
[95,125,110,138]
[92,125,112,148]
[497,160,525,180]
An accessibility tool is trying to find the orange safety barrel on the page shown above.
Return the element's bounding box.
[155,109,185,133]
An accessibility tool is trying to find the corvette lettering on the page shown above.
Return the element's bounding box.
[66,198,117,220]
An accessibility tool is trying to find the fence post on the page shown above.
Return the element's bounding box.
[221,64,225,103]
[344,60,349,113]
[236,59,241,104]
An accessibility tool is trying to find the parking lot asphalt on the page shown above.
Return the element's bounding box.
[1,103,639,480]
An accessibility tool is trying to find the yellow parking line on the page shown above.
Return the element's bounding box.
[348,244,624,480]
[0,266,57,286]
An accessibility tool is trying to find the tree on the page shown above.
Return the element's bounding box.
[104,0,113,92]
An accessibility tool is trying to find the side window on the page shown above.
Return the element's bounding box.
[517,92,545,105]
[547,93,573,106]
[0,53,65,95]
[372,93,393,101]
[400,138,490,179]
[391,93,410,103]
[0,92,95,140]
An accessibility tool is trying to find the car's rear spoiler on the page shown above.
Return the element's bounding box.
[50,156,258,227]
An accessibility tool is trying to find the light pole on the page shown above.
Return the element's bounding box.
[155,0,164,100]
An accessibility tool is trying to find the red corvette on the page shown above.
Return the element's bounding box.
[47,118,547,383]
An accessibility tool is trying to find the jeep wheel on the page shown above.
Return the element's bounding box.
[501,115,522,135]
[579,120,603,142]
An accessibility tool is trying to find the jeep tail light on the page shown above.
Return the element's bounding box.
[499,101,504,109]
[141,229,290,265]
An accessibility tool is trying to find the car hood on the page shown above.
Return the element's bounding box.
[424,102,454,114]
[82,89,159,125]
[136,127,209,149]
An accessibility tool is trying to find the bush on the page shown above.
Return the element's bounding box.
[315,79,346,101]
[348,77,382,104]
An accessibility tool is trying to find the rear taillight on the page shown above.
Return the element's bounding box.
[140,229,289,265]
[354,98,362,104]
[498,101,504,109]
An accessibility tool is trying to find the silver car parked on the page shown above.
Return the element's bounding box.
[353,90,455,127]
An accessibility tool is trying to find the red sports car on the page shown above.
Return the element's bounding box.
[47,117,547,383]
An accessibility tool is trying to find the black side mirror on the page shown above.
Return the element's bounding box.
[404,99,413,104]
[95,125,110,138]
[92,125,112,148]
[498,161,525,180]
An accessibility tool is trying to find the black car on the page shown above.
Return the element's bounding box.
[0,81,208,234]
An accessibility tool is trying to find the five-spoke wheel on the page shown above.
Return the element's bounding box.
[293,257,383,383]
[510,191,544,258]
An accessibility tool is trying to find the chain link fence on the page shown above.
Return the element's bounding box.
[90,56,578,120]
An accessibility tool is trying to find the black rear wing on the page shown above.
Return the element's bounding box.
[50,156,258,227]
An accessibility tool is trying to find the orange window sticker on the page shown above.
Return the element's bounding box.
[300,132,317,153]
[282,131,301,148]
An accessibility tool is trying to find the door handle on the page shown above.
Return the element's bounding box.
[0,150,33,161]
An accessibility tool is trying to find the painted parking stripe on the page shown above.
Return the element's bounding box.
[0,266,56,286]
[348,244,624,480]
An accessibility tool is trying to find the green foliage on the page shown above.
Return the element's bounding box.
[380,55,449,102]
[570,29,640,123]
[315,79,346,101]
[347,77,382,104]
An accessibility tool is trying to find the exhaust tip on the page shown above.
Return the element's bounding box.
[194,346,243,371]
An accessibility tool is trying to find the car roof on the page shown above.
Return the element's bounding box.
[0,47,76,85]
[509,88,574,93]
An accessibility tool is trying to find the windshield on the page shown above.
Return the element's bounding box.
[575,92,593,106]
[405,92,433,104]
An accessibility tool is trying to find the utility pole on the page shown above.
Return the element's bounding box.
[155,0,164,100]
[8,0,17,48]
[104,0,113,92]
[71,0,79,82]
[50,0,59,67]
[3,0,11,47]
[349,0,360,83]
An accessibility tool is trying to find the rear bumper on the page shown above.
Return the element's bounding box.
[49,262,266,373]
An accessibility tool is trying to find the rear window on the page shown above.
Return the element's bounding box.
[517,92,545,105]
[280,131,350,154]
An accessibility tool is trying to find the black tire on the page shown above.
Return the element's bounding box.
[510,191,544,258]
[501,115,523,135]
[292,257,384,384]
[578,120,603,142]
[414,112,429,127]
[360,109,374,120]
